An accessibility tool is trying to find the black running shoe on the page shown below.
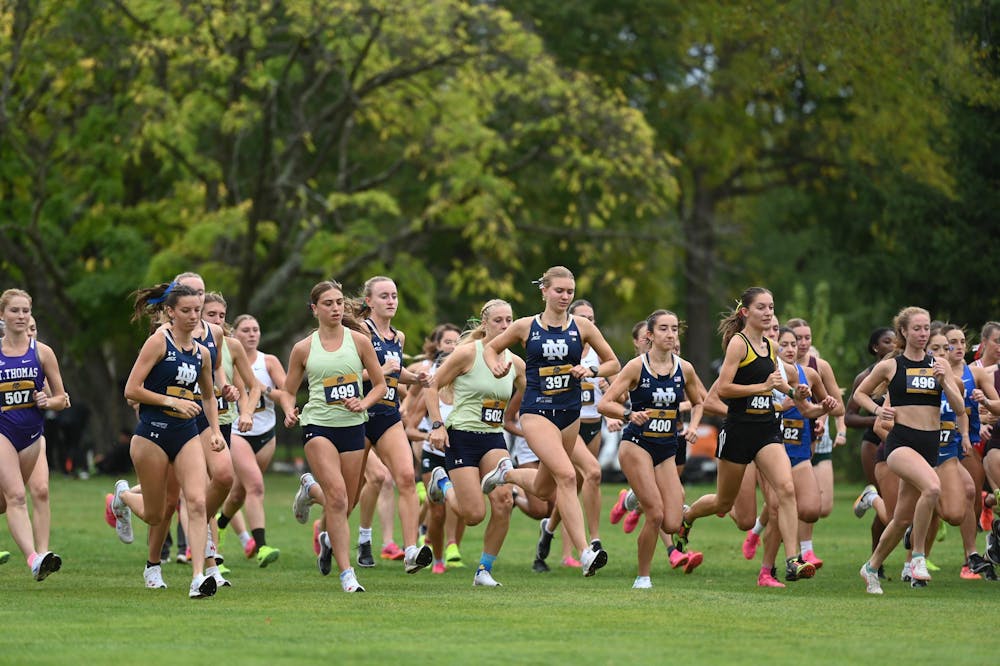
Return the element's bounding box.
[903,525,912,550]
[532,557,550,573]
[673,520,693,552]
[969,553,998,581]
[910,578,927,588]
[877,565,889,581]
[357,542,375,568]
[988,519,1000,565]
[785,555,816,582]
[536,518,554,560]
[590,539,602,553]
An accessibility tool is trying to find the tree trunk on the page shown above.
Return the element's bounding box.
[683,179,717,377]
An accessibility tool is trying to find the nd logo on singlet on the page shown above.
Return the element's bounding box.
[175,362,198,385]
[541,339,569,361]
[651,387,676,405]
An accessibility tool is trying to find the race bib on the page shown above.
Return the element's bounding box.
[214,386,229,415]
[164,385,196,418]
[580,381,595,406]
[378,376,400,407]
[642,409,677,438]
[539,365,573,396]
[0,380,35,412]
[747,393,773,415]
[906,368,937,395]
[782,418,804,446]
[939,421,955,446]
[481,399,507,427]
[323,374,359,405]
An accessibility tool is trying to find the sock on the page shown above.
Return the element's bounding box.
[359,527,373,545]
[217,513,231,530]
[146,560,160,569]
[800,539,813,553]
[479,552,497,572]
[238,531,252,548]
[543,523,555,537]
[667,545,676,555]
[751,517,764,535]
[419,524,428,536]
[27,552,37,567]
[912,551,925,559]
[434,558,445,566]
[439,477,453,496]
[865,562,878,574]
[251,528,266,548]
[339,567,354,580]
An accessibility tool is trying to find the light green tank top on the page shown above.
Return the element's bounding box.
[447,340,514,433]
[217,337,236,426]
[300,329,367,427]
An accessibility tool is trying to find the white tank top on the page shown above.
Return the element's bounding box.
[579,347,604,420]
[247,351,276,436]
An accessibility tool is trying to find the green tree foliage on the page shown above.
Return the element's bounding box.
[0,0,677,446]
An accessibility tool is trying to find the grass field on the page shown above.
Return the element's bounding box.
[0,474,995,665]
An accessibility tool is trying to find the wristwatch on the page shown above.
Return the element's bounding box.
[431,420,444,430]
[622,408,632,421]
[588,365,600,377]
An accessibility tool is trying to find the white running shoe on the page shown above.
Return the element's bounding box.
[632,576,653,589]
[144,564,168,589]
[205,565,231,588]
[473,566,502,587]
[404,544,433,574]
[112,479,133,544]
[910,555,931,581]
[30,551,62,582]
[204,527,218,560]
[340,568,365,593]
[901,561,912,582]
[293,473,315,524]
[481,457,512,495]
[189,572,217,599]
[624,489,639,512]
[428,466,448,504]
[580,545,608,577]
[853,484,879,518]
[859,563,883,594]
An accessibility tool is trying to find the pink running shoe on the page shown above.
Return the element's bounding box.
[312,520,322,556]
[668,547,689,569]
[683,551,704,574]
[609,489,629,525]
[104,494,116,528]
[381,543,405,561]
[758,567,785,588]
[432,561,446,575]
[623,510,641,534]
[561,556,582,568]
[742,531,760,560]
[802,550,824,570]
[244,537,258,559]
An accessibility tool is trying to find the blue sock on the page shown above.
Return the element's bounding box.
[437,477,453,496]
[479,552,497,572]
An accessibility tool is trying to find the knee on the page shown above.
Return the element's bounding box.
[552,468,577,489]
[245,479,265,499]
[923,482,941,503]
[798,503,820,524]
[325,490,349,515]
[582,465,601,488]
[184,496,207,521]
[489,492,513,518]
[464,507,486,526]
[733,514,755,531]
[28,482,49,504]
[4,490,27,510]
[775,480,796,504]
[643,506,664,530]
[211,467,235,490]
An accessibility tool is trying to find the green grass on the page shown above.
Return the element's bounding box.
[0,474,995,665]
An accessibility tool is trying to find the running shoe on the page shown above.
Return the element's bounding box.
[590,538,603,553]
[536,518,553,560]
[473,566,502,587]
[292,473,314,524]
[580,546,607,577]
[340,568,365,592]
[683,551,704,574]
[103,493,116,528]
[357,541,375,568]
[758,567,785,588]
[910,555,931,581]
[445,542,464,568]
[859,563,883,594]
[987,518,1000,565]
[432,561,446,574]
[632,576,653,589]
[742,531,760,560]
[0,551,10,565]
[623,510,641,534]
[428,467,448,504]
[416,480,427,505]
[481,457,512,494]
[404,544,433,574]
[206,565,231,588]
[624,489,639,512]
[853,484,879,518]
[318,531,333,576]
[256,545,280,568]
[901,561,912,582]
[960,565,982,580]
[313,520,322,556]
[609,489,629,524]
[189,573,217,599]
[926,559,940,572]
[243,537,258,559]
[217,563,231,576]
[144,564,168,589]
[381,542,405,561]
[784,555,815,581]
[936,521,947,543]
[968,553,998,581]
[668,547,689,569]
[30,551,62,582]
[111,479,133,544]
[981,491,994,532]
[562,556,582,568]
[802,550,824,570]
[177,549,189,565]
[910,578,927,589]
[673,519,693,552]
[903,525,912,550]
[877,565,888,581]
[532,557,550,573]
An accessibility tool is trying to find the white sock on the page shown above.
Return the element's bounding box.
[238,531,252,548]
[751,517,764,535]
[359,527,373,544]
[800,540,813,553]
